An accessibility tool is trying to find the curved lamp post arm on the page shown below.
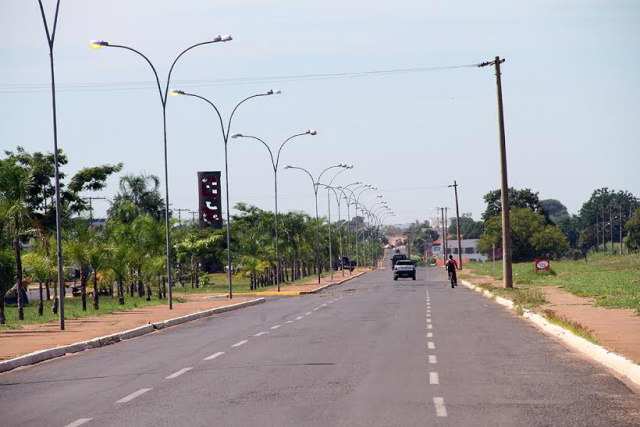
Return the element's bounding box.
[238,135,276,171]
[103,44,164,105]
[164,39,231,105]
[285,165,316,193]
[180,92,226,142]
[226,92,277,141]
[276,131,315,170]
[318,165,346,184]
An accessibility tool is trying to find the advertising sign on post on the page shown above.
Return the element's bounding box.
[198,171,222,229]
[535,259,550,273]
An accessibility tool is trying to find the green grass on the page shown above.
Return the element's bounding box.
[465,252,640,313]
[542,309,600,345]
[1,294,179,329]
[172,270,336,294]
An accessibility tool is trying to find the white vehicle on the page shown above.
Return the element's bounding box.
[394,260,416,281]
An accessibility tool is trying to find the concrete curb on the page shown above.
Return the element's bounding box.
[0,298,265,374]
[301,271,367,294]
[460,279,640,387]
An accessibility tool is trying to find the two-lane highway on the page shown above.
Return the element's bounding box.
[1,265,639,427]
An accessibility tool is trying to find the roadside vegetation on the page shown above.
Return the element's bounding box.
[0,147,383,327]
[462,252,640,314]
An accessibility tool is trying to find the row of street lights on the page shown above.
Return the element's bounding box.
[89,37,392,302]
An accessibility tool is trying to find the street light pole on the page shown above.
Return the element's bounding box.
[285,164,347,284]
[321,166,353,280]
[90,35,233,308]
[37,0,65,329]
[479,56,513,288]
[171,89,281,298]
[231,131,317,291]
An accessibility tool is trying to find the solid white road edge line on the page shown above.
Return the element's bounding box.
[116,388,152,403]
[429,372,439,385]
[165,367,192,380]
[204,351,225,360]
[433,397,448,417]
[232,340,249,347]
[429,355,437,364]
[63,419,93,427]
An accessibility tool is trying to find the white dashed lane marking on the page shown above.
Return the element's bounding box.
[295,316,304,320]
[428,342,435,350]
[427,332,433,338]
[63,419,93,427]
[427,324,433,329]
[116,388,152,403]
[165,367,192,380]
[254,332,268,337]
[232,340,248,347]
[285,320,293,324]
[433,397,448,417]
[270,325,281,330]
[429,372,439,385]
[305,312,312,315]
[429,355,437,364]
[204,351,225,360]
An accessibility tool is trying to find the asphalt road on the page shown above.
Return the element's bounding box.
[1,264,639,427]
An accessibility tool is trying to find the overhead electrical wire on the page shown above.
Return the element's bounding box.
[0,63,478,94]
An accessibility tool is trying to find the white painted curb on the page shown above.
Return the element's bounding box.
[460,279,640,387]
[0,298,265,374]
[302,271,367,294]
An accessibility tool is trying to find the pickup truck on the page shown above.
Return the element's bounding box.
[393,259,416,281]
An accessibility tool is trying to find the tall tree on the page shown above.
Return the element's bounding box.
[541,199,569,221]
[482,188,548,221]
[108,174,165,222]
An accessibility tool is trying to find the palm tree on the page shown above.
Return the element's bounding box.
[109,174,165,222]
[64,223,92,311]
[0,157,32,320]
[22,251,55,316]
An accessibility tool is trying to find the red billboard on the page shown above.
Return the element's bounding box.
[198,171,222,229]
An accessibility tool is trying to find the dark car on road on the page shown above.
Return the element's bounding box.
[391,253,407,268]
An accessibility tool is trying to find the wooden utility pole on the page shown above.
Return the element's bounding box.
[595,211,599,252]
[439,208,446,265]
[451,181,463,269]
[619,204,623,255]
[602,207,606,252]
[479,56,512,288]
[444,207,449,260]
[609,206,614,254]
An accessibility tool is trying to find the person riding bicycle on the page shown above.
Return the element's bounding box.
[445,255,458,288]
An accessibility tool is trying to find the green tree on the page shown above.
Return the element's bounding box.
[482,188,547,221]
[448,215,483,239]
[478,207,569,262]
[0,249,16,324]
[541,199,569,221]
[625,210,640,252]
[108,174,165,222]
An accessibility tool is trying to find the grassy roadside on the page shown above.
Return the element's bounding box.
[172,270,340,294]
[1,295,183,329]
[460,252,640,314]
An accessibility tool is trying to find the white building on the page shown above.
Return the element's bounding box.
[438,239,487,262]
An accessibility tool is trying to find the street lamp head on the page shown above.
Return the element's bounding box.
[267,89,282,95]
[169,89,185,97]
[231,133,243,139]
[284,165,292,169]
[89,40,109,49]
[308,129,317,135]
[214,34,233,42]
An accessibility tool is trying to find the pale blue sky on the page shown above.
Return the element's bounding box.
[1,0,639,224]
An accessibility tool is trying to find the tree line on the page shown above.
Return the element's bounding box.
[0,147,383,324]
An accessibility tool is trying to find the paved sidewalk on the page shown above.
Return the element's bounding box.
[0,294,254,361]
[462,273,640,364]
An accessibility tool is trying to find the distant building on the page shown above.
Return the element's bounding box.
[433,239,487,262]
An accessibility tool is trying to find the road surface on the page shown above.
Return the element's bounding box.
[1,265,639,427]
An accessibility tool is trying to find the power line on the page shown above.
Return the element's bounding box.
[0,62,478,94]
